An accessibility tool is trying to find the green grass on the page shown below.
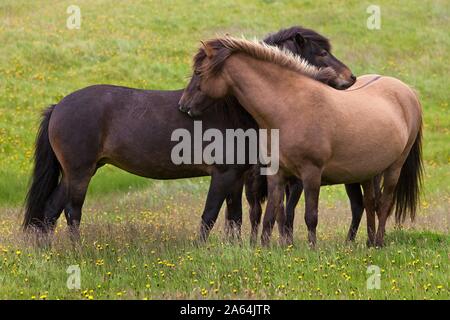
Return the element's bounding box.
[0,0,449,299]
[0,185,448,300]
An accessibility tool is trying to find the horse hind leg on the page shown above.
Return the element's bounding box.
[44,181,68,231]
[63,169,94,241]
[375,167,402,247]
[30,181,68,247]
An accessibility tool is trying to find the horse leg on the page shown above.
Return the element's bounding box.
[301,166,322,248]
[224,175,244,241]
[344,183,364,242]
[282,179,303,246]
[361,181,376,247]
[30,181,68,247]
[246,189,263,246]
[375,168,401,247]
[244,167,266,246]
[261,173,285,246]
[372,174,382,216]
[64,171,92,242]
[44,181,68,231]
[199,169,238,242]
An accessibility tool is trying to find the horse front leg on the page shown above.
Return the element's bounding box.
[261,173,286,247]
[344,183,364,242]
[247,195,263,246]
[301,166,322,248]
[224,174,244,241]
[199,169,238,242]
[244,166,266,246]
[282,179,303,246]
[361,180,376,247]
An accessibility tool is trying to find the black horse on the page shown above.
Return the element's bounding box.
[24,26,359,242]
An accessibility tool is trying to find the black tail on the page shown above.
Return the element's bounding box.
[393,122,423,224]
[244,165,268,205]
[23,105,60,231]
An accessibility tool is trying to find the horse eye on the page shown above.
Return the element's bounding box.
[319,51,328,57]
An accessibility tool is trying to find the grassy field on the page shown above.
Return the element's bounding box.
[0,0,448,299]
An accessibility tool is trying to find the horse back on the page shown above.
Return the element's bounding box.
[360,76,422,138]
[317,76,422,183]
[47,84,256,179]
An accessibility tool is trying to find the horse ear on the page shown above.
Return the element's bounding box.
[201,41,214,58]
[294,33,306,47]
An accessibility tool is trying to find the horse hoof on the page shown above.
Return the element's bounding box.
[375,241,384,248]
[366,239,375,248]
[308,241,316,249]
[279,237,293,247]
[195,236,208,246]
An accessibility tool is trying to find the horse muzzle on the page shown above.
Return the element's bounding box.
[334,74,357,90]
[178,103,196,117]
[178,103,189,113]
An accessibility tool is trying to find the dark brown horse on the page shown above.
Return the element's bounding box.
[23,27,356,242]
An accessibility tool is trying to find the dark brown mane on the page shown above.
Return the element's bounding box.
[263,26,331,51]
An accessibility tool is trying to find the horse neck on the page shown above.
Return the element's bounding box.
[223,55,311,128]
[208,96,258,129]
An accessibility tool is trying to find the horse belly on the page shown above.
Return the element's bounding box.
[321,94,411,184]
[102,135,212,179]
[322,132,406,184]
[321,160,387,185]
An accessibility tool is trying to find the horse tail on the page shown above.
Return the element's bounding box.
[244,165,267,205]
[23,105,61,231]
[393,120,423,224]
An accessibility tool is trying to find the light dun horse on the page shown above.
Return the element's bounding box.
[179,36,423,247]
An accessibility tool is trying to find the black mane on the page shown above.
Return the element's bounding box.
[263,26,331,52]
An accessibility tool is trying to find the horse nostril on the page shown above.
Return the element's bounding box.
[351,74,357,81]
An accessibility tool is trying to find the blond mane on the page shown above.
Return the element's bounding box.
[196,36,335,81]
